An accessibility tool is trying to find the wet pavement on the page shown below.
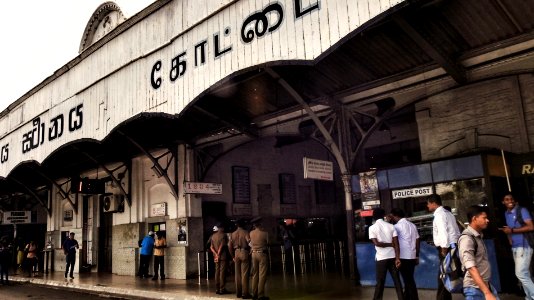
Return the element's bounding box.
[4,271,524,300]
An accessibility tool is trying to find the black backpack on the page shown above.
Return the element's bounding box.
[515,206,534,248]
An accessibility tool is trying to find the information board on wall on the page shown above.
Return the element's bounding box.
[184,182,222,194]
[232,166,251,203]
[303,157,334,181]
[2,211,31,224]
[151,203,167,217]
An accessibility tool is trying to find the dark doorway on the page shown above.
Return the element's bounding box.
[98,196,113,273]
[202,202,227,244]
[202,201,227,278]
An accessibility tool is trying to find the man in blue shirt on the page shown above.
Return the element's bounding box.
[62,232,79,279]
[500,193,534,299]
[139,231,155,278]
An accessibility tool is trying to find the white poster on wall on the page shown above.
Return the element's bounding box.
[303,157,333,181]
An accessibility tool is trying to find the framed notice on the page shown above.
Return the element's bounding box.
[232,166,250,203]
[279,173,297,204]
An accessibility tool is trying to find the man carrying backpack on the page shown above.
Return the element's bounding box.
[500,193,534,299]
[458,205,497,300]
[427,194,460,300]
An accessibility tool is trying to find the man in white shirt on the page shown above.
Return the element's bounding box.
[368,208,404,300]
[390,208,420,300]
[427,194,461,300]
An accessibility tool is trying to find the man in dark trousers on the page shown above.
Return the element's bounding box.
[210,224,229,295]
[427,194,460,300]
[230,219,252,299]
[250,217,269,300]
[139,231,155,278]
[368,208,403,300]
[62,232,79,279]
[390,208,420,300]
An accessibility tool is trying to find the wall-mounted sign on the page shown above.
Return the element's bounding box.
[151,203,167,217]
[392,186,433,199]
[359,170,380,204]
[2,211,31,224]
[232,166,251,203]
[63,210,73,221]
[360,210,373,217]
[303,157,333,181]
[184,182,222,194]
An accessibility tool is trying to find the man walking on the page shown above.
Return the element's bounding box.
[139,231,155,278]
[427,194,460,300]
[458,205,497,300]
[500,193,534,299]
[368,208,404,300]
[210,224,230,295]
[62,232,79,279]
[230,219,252,299]
[250,217,270,300]
[390,208,420,300]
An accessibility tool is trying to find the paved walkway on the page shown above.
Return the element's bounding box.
[6,271,523,300]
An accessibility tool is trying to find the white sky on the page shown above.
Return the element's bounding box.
[0,0,155,112]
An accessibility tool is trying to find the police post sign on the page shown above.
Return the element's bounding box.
[391,186,433,199]
[2,211,31,224]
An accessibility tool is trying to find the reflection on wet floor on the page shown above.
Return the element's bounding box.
[9,269,523,300]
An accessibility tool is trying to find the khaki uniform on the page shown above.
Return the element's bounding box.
[250,226,269,299]
[210,231,229,293]
[230,227,251,297]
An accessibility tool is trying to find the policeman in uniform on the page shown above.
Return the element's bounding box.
[250,217,269,300]
[209,224,229,294]
[230,219,252,299]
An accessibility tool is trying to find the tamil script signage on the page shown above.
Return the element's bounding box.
[184,182,222,194]
[303,157,333,181]
[2,211,31,224]
[391,186,433,199]
[0,0,404,177]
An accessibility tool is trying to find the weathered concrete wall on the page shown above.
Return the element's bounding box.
[113,223,140,276]
[416,76,534,160]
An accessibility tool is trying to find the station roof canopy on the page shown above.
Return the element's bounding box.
[2,0,534,207]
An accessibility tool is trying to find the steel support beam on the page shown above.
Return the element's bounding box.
[33,169,77,214]
[8,177,50,215]
[117,130,179,200]
[72,146,132,207]
[393,15,467,84]
[265,68,358,281]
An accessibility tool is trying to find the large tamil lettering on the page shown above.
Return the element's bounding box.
[21,104,84,154]
[0,144,8,164]
[150,0,320,90]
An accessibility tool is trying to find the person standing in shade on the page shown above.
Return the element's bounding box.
[230,219,252,299]
[459,205,497,300]
[139,231,155,278]
[427,194,460,300]
[62,233,79,279]
[0,239,11,284]
[152,231,167,280]
[250,217,270,300]
[368,208,404,300]
[210,224,230,295]
[25,241,38,277]
[390,208,420,300]
[500,193,534,299]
